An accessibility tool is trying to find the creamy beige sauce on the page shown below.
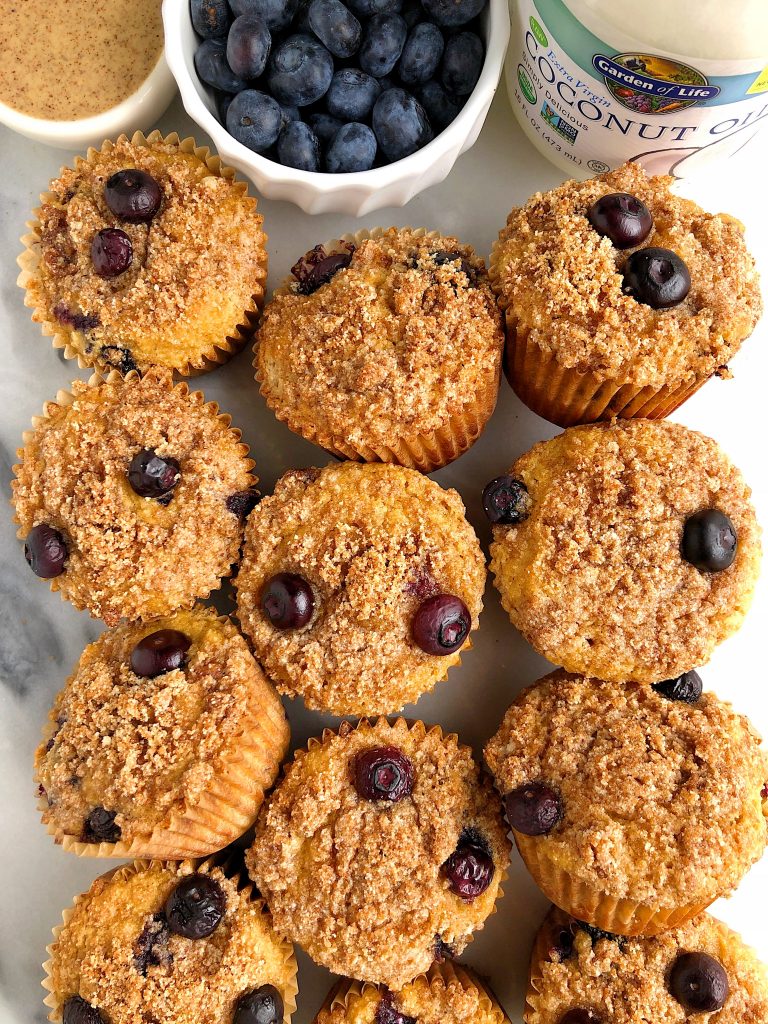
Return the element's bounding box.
[0,0,163,121]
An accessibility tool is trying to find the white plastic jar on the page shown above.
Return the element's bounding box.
[505,0,768,177]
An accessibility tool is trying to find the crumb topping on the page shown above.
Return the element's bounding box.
[31,136,266,373]
[235,462,486,715]
[49,861,295,1024]
[489,420,762,683]
[529,907,768,1024]
[12,369,254,624]
[247,719,510,990]
[36,607,287,844]
[256,229,503,447]
[485,672,768,906]
[492,162,762,389]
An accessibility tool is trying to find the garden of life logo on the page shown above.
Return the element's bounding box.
[517,64,536,105]
[593,52,721,115]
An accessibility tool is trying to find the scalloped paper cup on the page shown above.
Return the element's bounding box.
[255,228,502,473]
[42,858,299,1023]
[18,129,267,377]
[11,369,257,624]
[34,611,289,860]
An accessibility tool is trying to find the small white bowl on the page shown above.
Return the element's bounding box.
[0,53,177,151]
[163,0,509,215]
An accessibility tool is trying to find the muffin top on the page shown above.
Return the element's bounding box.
[13,369,255,625]
[235,462,486,715]
[491,161,761,389]
[35,606,289,853]
[489,419,761,683]
[47,860,296,1024]
[528,907,768,1024]
[27,133,266,374]
[255,229,503,448]
[247,718,510,989]
[485,671,768,908]
[315,965,508,1024]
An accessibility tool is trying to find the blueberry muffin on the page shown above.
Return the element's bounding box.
[235,461,486,715]
[35,606,289,859]
[18,130,267,376]
[490,161,762,426]
[486,420,761,683]
[247,718,510,988]
[12,368,257,625]
[525,906,768,1024]
[485,670,768,936]
[314,963,510,1024]
[44,859,298,1024]
[255,228,504,472]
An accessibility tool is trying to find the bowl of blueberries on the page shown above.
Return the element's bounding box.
[163,0,509,213]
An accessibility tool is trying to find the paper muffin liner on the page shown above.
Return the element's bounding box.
[488,237,707,429]
[42,858,299,1024]
[319,962,509,1022]
[255,228,501,473]
[18,129,267,378]
[251,717,508,966]
[35,612,289,860]
[11,369,257,624]
[514,832,711,938]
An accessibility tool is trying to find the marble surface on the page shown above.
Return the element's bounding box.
[1,92,767,1024]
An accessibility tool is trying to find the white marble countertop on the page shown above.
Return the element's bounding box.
[1,91,766,1024]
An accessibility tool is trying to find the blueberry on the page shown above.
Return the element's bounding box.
[681,509,737,572]
[325,122,377,171]
[226,14,272,78]
[652,669,703,703]
[398,23,444,86]
[354,746,415,801]
[588,192,653,249]
[262,572,315,628]
[234,986,285,1024]
[326,68,380,120]
[347,0,402,15]
[130,630,192,678]
[308,111,342,145]
[231,0,299,30]
[375,994,416,1024]
[104,169,162,224]
[217,91,234,123]
[558,1013,602,1024]
[165,874,226,940]
[83,806,121,844]
[505,782,563,836]
[227,89,284,151]
[482,476,531,524]
[194,37,248,92]
[91,228,133,279]
[226,489,261,518]
[62,996,107,1024]
[411,593,470,654]
[622,247,691,309]
[442,829,494,900]
[669,952,729,1012]
[277,120,321,169]
[191,0,232,37]
[308,0,361,57]
[441,31,483,94]
[360,14,407,77]
[127,449,181,500]
[416,79,463,131]
[280,102,302,126]
[422,0,485,27]
[268,33,334,105]
[24,524,67,578]
[400,0,422,27]
[372,87,432,160]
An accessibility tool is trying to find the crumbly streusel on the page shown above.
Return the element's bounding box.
[489,420,762,682]
[491,161,762,390]
[316,965,508,1024]
[256,229,503,451]
[48,861,296,1024]
[246,718,510,989]
[485,671,768,908]
[12,369,255,624]
[25,134,266,374]
[36,607,289,848]
[527,907,768,1024]
[235,462,486,715]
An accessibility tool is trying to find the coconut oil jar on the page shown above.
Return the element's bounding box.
[506,0,768,177]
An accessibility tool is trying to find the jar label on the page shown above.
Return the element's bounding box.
[509,0,768,176]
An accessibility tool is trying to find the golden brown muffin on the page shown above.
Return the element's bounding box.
[490,161,762,426]
[35,606,289,859]
[488,420,761,683]
[12,368,256,625]
[314,963,510,1024]
[44,859,298,1024]
[484,670,768,936]
[235,462,486,715]
[525,907,768,1024]
[18,130,267,376]
[255,228,504,471]
[247,718,510,989]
